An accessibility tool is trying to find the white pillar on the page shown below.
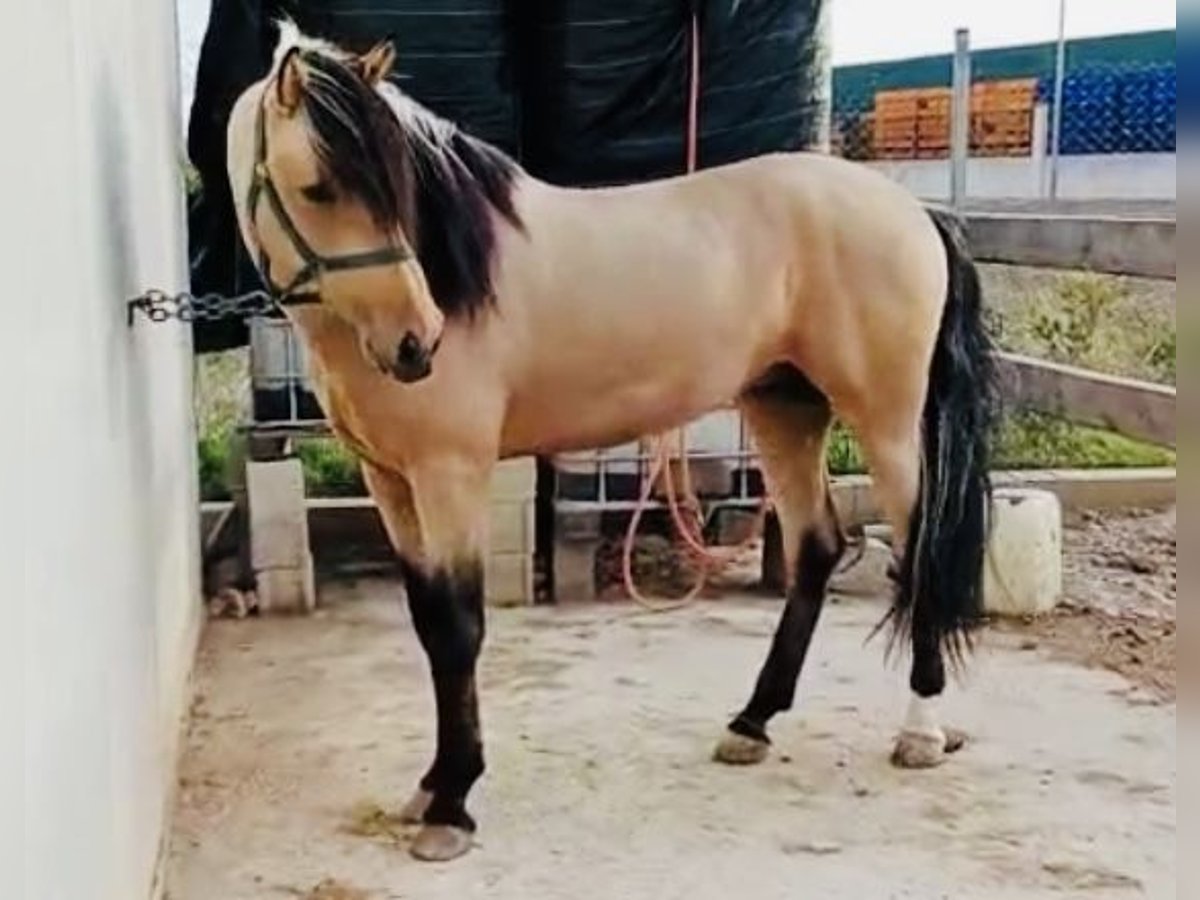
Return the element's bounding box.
[247,458,317,614]
[949,28,972,209]
[1032,102,1051,198]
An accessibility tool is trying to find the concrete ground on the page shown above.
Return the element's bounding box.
[166,579,1175,900]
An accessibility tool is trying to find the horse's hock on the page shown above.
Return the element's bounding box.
[245,455,537,612]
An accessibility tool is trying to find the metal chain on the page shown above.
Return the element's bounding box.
[127,288,277,325]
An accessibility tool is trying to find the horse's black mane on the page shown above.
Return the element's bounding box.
[300,49,521,317]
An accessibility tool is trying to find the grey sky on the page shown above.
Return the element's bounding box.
[831,0,1177,64]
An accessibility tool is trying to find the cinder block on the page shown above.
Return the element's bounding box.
[714,508,761,546]
[553,538,598,604]
[830,475,876,528]
[246,457,316,614]
[485,552,533,607]
[247,458,311,570]
[491,457,536,501]
[828,538,894,598]
[489,499,535,555]
[256,559,316,615]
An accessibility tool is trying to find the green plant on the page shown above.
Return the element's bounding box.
[1028,275,1119,366]
[992,412,1174,470]
[827,422,867,475]
[295,439,366,497]
[1141,325,1176,384]
[182,157,201,197]
[197,433,233,502]
[984,270,1175,386]
[820,412,1172,481]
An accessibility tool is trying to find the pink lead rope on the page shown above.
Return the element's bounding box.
[620,9,773,611]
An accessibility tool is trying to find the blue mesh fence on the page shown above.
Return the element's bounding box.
[1042,62,1176,155]
[830,54,1176,163]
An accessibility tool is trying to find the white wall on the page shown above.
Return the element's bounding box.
[4,2,201,899]
[869,152,1177,203]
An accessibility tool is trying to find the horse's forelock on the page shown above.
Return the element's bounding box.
[299,50,411,231]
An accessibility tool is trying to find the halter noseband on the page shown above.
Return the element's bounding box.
[246,80,413,306]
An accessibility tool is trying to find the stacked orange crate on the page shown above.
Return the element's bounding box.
[872,89,919,158]
[971,78,1036,157]
[873,79,1036,159]
[914,88,952,158]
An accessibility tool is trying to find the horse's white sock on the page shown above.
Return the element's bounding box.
[902,692,946,744]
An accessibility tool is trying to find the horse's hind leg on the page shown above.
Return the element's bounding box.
[713,368,845,765]
[849,406,966,769]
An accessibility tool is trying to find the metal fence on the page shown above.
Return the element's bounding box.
[830,30,1176,206]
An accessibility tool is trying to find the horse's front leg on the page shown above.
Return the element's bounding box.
[362,458,492,862]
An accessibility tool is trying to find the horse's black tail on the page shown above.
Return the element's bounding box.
[889,207,999,667]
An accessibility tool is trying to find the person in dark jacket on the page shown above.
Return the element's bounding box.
[186,0,282,353]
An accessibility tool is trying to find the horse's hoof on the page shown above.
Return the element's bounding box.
[890,728,967,769]
[943,727,968,755]
[712,728,770,765]
[399,788,432,825]
[410,824,473,862]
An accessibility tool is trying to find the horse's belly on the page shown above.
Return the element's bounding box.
[501,357,743,457]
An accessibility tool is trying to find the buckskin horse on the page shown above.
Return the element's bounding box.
[225,23,997,861]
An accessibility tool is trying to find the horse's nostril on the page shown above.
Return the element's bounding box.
[397,332,423,365]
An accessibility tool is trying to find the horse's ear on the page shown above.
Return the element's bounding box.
[276,46,305,115]
[357,40,396,86]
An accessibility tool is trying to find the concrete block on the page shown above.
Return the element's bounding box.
[247,458,310,569]
[830,475,876,528]
[555,506,601,542]
[965,212,1175,279]
[492,457,536,501]
[486,552,533,607]
[553,539,598,604]
[828,538,895,598]
[983,488,1063,617]
[714,508,761,546]
[828,468,1175,530]
[995,351,1175,448]
[999,467,1176,512]
[490,499,535,555]
[256,559,316,615]
[246,457,316,614]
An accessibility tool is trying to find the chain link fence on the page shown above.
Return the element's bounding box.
[830,29,1176,206]
[1049,61,1175,156]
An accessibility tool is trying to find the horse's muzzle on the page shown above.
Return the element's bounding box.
[389,331,438,383]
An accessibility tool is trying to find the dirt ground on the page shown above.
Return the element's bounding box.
[167,550,1175,900]
[597,507,1178,701]
[995,507,1176,704]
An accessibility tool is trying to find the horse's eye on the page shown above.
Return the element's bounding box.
[301,181,336,204]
